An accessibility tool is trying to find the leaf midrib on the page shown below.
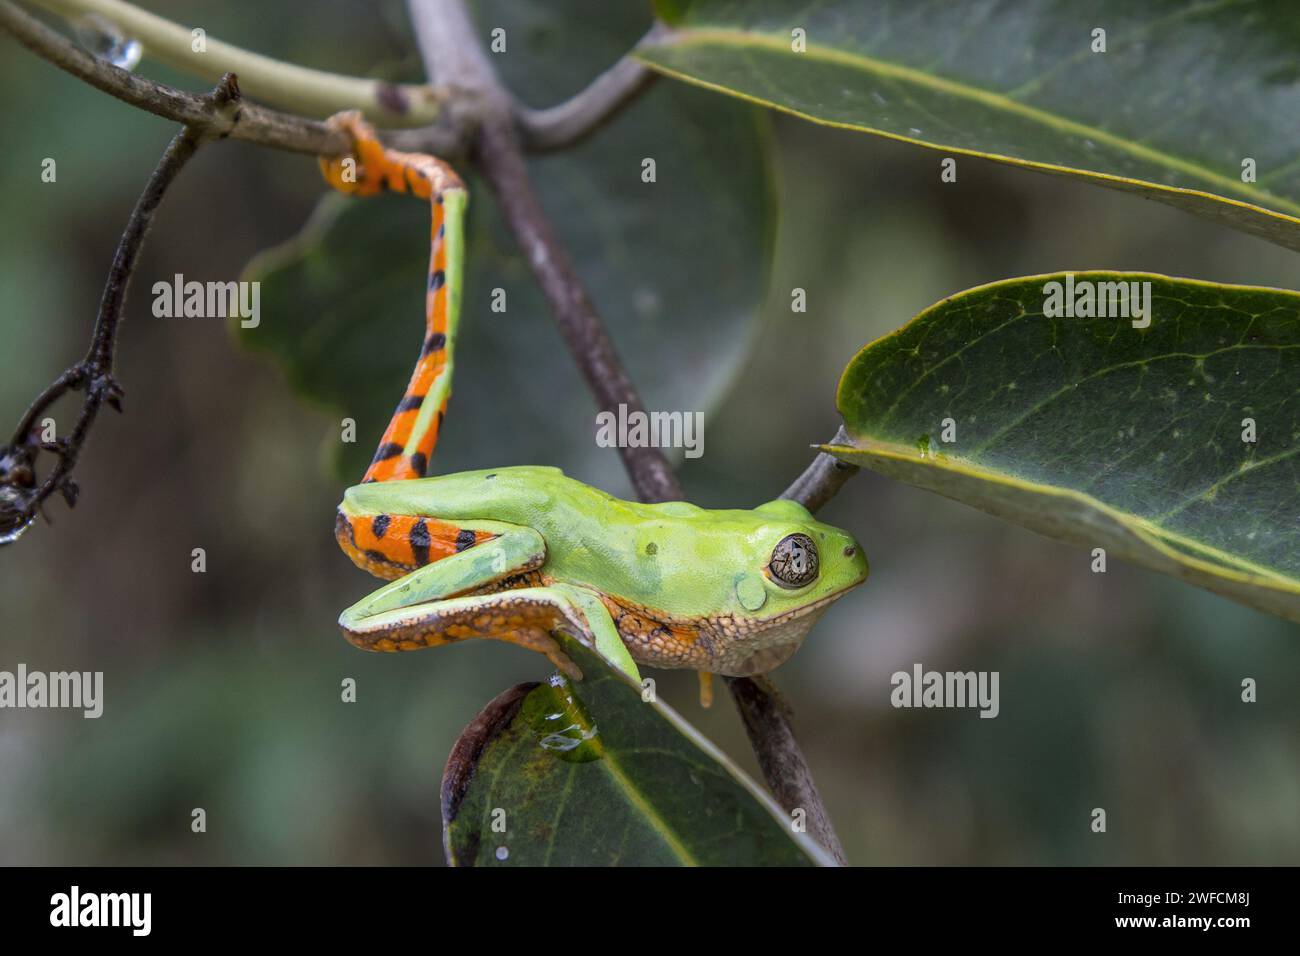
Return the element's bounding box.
[642,28,1300,217]
[596,743,701,866]
[526,676,701,867]
[828,437,1300,588]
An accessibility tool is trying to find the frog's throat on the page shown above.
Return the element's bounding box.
[604,580,863,676]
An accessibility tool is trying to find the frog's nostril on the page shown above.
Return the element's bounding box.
[843,546,856,557]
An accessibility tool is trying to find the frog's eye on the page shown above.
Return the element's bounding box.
[768,533,818,588]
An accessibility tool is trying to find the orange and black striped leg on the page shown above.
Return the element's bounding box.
[342,520,545,607]
[337,520,574,667]
[356,179,453,484]
[334,506,500,582]
[336,520,581,672]
[318,111,467,486]
[337,519,641,680]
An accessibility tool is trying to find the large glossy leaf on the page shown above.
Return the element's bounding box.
[827,272,1300,623]
[641,0,1300,250]
[441,639,832,866]
[240,0,772,486]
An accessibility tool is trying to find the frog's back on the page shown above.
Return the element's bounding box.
[342,465,622,530]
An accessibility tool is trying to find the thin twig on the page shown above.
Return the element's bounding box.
[516,23,667,152]
[0,0,464,157]
[725,675,848,864]
[782,425,861,511]
[4,0,657,158]
[28,0,440,124]
[0,75,232,541]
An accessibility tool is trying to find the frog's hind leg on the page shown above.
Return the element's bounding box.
[342,585,640,682]
[335,508,507,582]
[320,111,468,485]
[359,182,467,484]
[342,522,545,611]
[338,522,575,671]
[338,529,641,681]
[342,586,588,679]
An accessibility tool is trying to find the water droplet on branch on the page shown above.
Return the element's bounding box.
[73,14,143,71]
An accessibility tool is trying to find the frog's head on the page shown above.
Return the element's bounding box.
[711,498,868,676]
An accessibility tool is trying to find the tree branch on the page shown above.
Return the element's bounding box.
[516,23,666,152]
[0,76,234,543]
[725,675,847,864]
[0,0,465,156]
[27,0,441,124]
[782,426,861,511]
[4,0,662,159]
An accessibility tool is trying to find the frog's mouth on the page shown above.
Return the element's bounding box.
[713,578,866,677]
[751,576,867,629]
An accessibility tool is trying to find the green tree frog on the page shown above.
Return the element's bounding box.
[320,113,868,702]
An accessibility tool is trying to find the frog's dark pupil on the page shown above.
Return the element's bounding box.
[770,533,818,588]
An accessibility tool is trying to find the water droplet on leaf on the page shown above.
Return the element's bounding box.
[523,675,603,763]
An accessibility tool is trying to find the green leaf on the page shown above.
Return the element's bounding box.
[441,639,833,866]
[240,0,773,483]
[641,0,1300,250]
[828,272,1300,623]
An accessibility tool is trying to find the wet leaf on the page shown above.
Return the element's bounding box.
[829,272,1300,622]
[642,0,1300,250]
[441,639,833,866]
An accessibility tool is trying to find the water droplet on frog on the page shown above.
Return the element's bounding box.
[495,846,509,861]
[73,14,143,71]
[523,675,603,763]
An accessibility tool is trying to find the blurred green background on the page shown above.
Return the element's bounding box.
[1,0,1298,865]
